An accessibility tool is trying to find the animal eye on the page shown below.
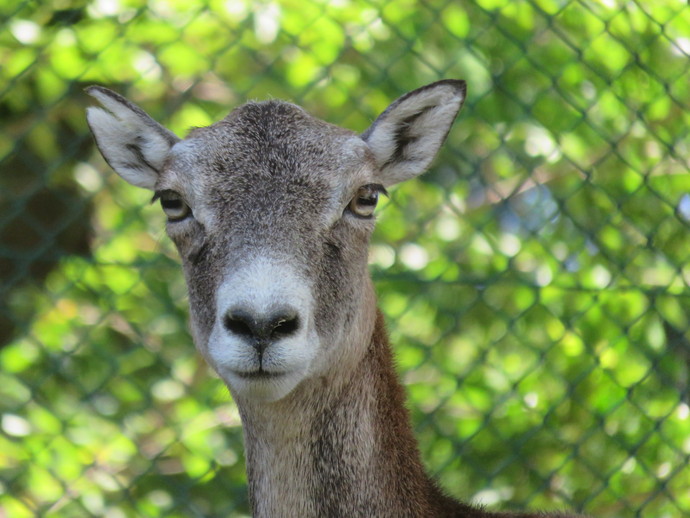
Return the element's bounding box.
[158,190,191,222]
[348,184,387,219]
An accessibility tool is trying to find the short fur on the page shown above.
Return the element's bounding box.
[86,81,585,517]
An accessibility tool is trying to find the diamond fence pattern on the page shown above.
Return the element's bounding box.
[1,0,689,516]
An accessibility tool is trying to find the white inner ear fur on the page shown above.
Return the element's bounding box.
[86,89,178,190]
[364,84,465,187]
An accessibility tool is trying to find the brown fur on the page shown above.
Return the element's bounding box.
[240,310,582,517]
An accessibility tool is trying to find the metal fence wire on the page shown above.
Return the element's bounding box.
[1,0,689,516]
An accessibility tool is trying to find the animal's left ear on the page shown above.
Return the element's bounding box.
[361,80,466,187]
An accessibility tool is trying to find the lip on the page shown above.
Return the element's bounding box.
[233,369,285,380]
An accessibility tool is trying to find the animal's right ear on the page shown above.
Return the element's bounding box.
[85,86,180,190]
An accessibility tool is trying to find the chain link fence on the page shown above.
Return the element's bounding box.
[1,0,689,516]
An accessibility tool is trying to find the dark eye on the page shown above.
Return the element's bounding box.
[348,184,387,219]
[158,190,191,222]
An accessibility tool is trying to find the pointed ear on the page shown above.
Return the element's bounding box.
[361,80,466,187]
[85,86,180,190]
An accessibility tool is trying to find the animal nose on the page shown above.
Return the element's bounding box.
[223,307,300,351]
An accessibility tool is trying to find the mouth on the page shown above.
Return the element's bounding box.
[233,368,285,380]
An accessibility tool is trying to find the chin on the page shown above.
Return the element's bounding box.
[223,368,309,403]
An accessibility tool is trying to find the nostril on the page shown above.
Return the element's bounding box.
[224,311,256,338]
[271,313,299,339]
[223,307,300,343]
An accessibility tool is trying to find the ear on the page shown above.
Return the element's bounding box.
[85,86,180,190]
[361,79,466,187]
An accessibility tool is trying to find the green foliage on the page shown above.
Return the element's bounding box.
[1,0,689,516]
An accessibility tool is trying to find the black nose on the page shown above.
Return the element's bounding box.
[223,307,300,352]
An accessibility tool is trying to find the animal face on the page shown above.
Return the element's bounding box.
[86,80,465,403]
[156,102,384,401]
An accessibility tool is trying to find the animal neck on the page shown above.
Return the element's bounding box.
[235,310,460,517]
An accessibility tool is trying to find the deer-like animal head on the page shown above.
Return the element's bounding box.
[86,81,466,404]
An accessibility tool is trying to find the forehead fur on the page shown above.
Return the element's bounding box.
[188,100,363,169]
[165,100,373,202]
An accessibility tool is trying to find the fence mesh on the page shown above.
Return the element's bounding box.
[1,0,689,516]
